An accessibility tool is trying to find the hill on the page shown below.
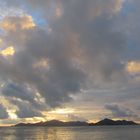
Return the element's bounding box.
[15,118,138,127]
[94,118,138,126]
[15,120,89,127]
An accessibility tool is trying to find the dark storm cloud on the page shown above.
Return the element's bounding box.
[0,104,9,119]
[1,82,48,110]
[10,99,43,118]
[2,83,35,103]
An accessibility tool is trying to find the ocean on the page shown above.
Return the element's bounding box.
[0,125,140,140]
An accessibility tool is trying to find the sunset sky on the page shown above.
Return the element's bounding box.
[0,0,140,126]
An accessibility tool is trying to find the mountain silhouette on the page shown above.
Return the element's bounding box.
[94,118,138,126]
[15,120,89,126]
[15,118,138,127]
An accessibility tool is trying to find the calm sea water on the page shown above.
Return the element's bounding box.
[0,126,140,140]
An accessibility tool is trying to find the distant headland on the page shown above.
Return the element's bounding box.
[14,118,139,127]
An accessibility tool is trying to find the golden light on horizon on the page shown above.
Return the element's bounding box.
[48,108,74,115]
[24,117,47,123]
[0,46,15,56]
[41,108,75,122]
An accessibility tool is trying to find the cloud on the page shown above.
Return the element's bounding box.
[0,46,15,56]
[1,82,47,111]
[126,61,140,74]
[0,15,35,31]
[4,0,124,19]
[2,83,36,104]
[68,114,87,122]
[0,15,86,108]
[0,104,9,119]
[0,2,25,20]
[10,99,43,118]
[0,1,126,108]
[0,0,139,121]
[105,104,138,118]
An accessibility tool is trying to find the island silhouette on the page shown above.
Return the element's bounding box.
[15,118,138,127]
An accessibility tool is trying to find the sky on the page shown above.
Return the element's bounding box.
[0,0,140,126]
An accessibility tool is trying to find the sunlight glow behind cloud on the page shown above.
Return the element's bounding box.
[48,108,74,115]
[1,15,35,31]
[0,46,15,56]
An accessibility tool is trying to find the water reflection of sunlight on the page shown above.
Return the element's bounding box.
[0,127,82,140]
[25,127,77,140]
[46,127,76,140]
[0,126,139,140]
